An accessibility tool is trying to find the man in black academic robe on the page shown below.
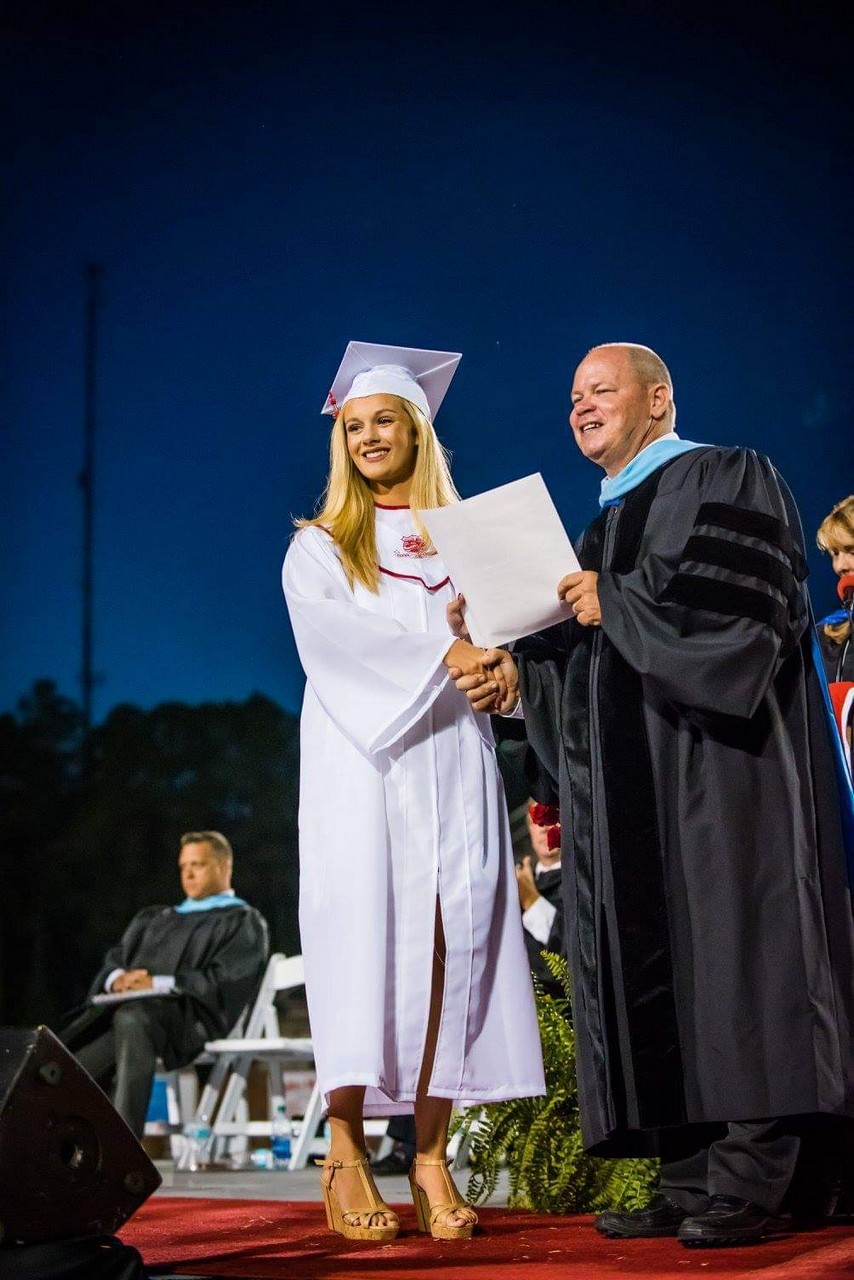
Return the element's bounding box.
[451,343,854,1246]
[61,831,269,1138]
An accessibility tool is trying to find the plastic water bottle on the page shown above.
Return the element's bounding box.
[181,1116,212,1171]
[270,1102,292,1168]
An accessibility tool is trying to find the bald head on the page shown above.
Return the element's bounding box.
[569,343,676,477]
[587,344,676,429]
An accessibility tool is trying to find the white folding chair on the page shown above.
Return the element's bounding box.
[144,1061,202,1160]
[192,953,323,1170]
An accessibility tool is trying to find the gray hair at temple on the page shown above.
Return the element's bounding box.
[589,342,677,430]
[179,830,234,863]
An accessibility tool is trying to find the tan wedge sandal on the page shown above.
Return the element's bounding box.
[408,1157,478,1240]
[316,1155,400,1242]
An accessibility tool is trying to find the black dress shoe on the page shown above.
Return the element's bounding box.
[677,1195,780,1246]
[595,1193,690,1238]
[370,1147,414,1175]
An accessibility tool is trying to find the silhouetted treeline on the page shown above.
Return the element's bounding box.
[0,681,300,1029]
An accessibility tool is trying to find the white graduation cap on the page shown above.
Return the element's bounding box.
[322,341,462,422]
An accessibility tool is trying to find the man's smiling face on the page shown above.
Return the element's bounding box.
[569,346,664,478]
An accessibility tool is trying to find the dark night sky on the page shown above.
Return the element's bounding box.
[2,0,852,720]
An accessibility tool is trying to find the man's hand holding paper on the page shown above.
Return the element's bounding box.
[558,570,601,627]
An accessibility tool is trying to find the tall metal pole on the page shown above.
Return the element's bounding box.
[80,263,101,730]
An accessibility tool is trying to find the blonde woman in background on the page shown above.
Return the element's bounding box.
[282,343,544,1244]
[816,495,854,683]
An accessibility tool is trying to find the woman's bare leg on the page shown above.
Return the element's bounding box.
[325,1085,395,1226]
[327,1085,367,1159]
[412,900,474,1228]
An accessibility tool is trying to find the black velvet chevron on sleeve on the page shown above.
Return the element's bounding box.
[694,501,808,580]
[661,501,806,643]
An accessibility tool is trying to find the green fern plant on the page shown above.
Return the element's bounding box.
[453,951,659,1213]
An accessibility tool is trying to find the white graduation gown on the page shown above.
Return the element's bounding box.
[282,506,545,1115]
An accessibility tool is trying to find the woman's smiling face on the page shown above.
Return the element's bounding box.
[344,394,418,492]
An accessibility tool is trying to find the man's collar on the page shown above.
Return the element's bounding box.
[599,433,708,508]
[174,889,246,914]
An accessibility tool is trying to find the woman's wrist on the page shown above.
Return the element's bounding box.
[443,638,474,668]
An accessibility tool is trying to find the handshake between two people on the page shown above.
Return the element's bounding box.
[442,571,601,714]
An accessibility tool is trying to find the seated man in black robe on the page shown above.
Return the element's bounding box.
[449,343,854,1247]
[61,830,269,1138]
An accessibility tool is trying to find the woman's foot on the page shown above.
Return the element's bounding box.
[409,1157,478,1239]
[318,1152,399,1240]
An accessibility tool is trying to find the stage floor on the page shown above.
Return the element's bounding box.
[123,1194,854,1280]
[143,1165,854,1279]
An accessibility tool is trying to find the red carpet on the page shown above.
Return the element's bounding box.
[121,1198,854,1279]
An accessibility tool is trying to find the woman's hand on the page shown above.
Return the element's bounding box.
[443,640,510,710]
[443,638,488,677]
[445,644,518,714]
[446,593,471,641]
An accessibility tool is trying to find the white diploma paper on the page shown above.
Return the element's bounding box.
[422,473,580,647]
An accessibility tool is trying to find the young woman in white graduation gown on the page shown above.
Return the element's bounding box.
[282,343,544,1243]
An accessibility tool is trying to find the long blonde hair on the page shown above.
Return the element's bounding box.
[817,495,854,645]
[295,395,460,592]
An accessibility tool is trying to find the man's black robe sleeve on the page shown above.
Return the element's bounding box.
[597,448,809,720]
[173,908,269,1034]
[88,907,162,997]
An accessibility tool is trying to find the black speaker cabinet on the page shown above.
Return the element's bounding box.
[0,1025,161,1245]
